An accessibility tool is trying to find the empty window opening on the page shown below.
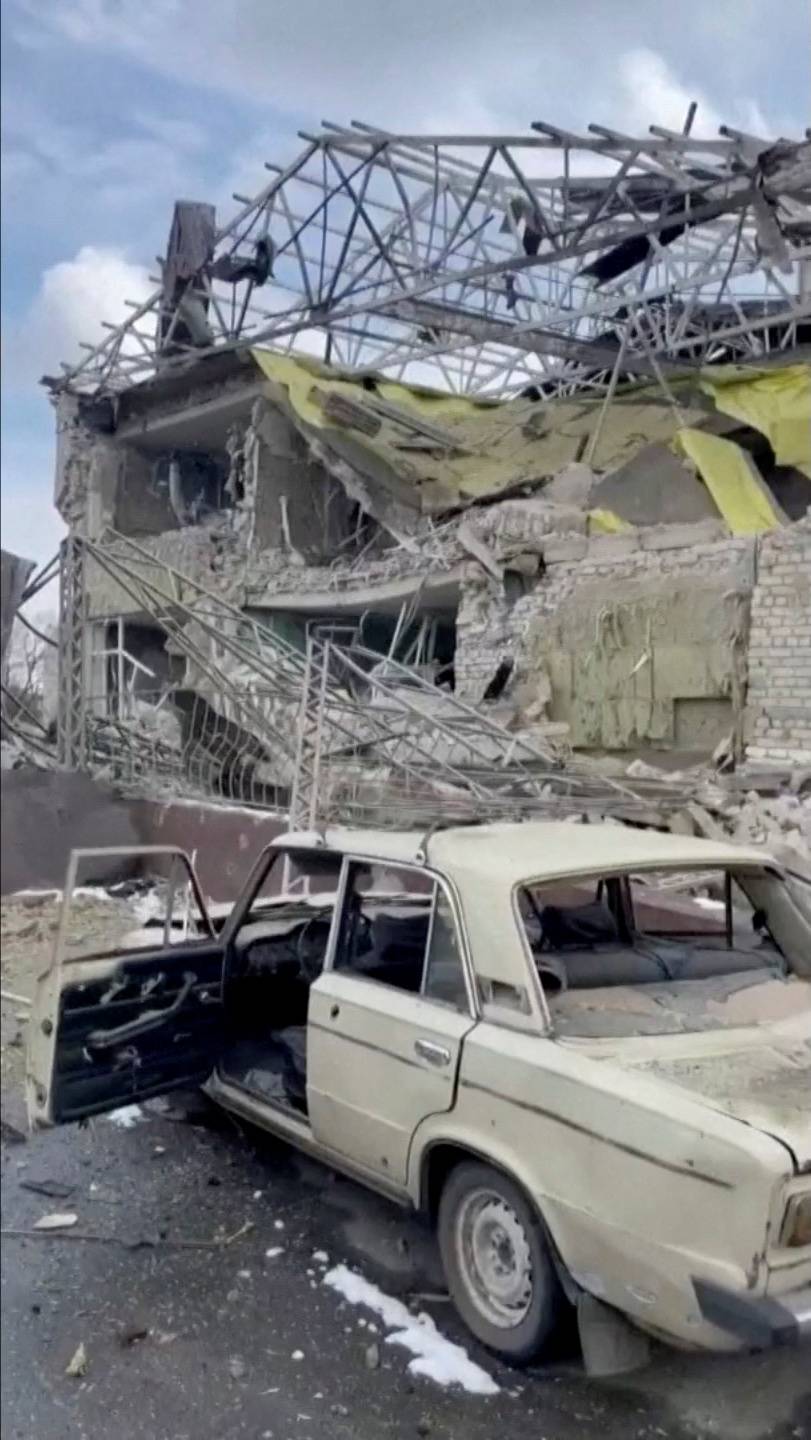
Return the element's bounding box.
[116,445,230,536]
[516,866,807,1039]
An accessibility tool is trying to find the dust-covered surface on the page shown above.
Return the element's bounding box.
[635,1042,811,1133]
[2,893,810,1439]
[552,972,810,1038]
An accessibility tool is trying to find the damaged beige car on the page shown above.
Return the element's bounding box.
[27,823,811,1371]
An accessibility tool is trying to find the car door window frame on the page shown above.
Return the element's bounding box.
[322,852,478,1017]
[47,845,215,977]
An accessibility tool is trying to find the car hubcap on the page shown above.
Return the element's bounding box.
[454,1188,533,1329]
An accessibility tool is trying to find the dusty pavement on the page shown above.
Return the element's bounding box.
[2,897,810,1440]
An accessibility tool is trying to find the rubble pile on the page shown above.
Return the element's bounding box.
[8,120,810,841]
[726,788,811,867]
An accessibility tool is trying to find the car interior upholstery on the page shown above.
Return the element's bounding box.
[522,873,783,995]
[220,896,435,1114]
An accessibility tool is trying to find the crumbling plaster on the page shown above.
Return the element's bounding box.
[455,526,755,756]
[54,392,120,537]
[56,373,811,769]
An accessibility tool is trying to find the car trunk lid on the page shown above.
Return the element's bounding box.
[588,1012,811,1171]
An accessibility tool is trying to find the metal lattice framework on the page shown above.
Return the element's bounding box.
[53,118,811,400]
[56,532,662,827]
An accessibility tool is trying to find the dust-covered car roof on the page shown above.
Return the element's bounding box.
[273,821,773,887]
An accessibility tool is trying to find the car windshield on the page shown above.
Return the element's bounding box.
[515,864,811,1038]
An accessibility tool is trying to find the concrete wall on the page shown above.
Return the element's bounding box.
[1,771,286,901]
[1,549,34,677]
[456,524,754,754]
[252,404,354,558]
[54,393,120,537]
[84,524,237,621]
[745,520,811,764]
[127,797,285,900]
[0,769,144,894]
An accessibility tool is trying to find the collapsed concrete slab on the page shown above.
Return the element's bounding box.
[46,339,811,814]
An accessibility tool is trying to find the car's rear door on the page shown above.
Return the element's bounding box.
[27,847,226,1127]
[307,858,477,1186]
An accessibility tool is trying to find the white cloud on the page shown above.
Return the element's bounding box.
[133,113,210,154]
[1,99,214,262]
[0,429,64,570]
[8,245,154,385]
[618,48,724,138]
[13,0,799,139]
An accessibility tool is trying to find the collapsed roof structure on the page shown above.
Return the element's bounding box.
[23,115,811,846]
[52,118,811,395]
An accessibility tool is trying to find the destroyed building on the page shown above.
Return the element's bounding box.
[30,119,811,839]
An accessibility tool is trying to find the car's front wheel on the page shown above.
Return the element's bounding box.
[437,1160,563,1364]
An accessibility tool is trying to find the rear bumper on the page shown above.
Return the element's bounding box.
[693,1278,811,1348]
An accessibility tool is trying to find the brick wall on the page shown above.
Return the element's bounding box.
[456,526,754,702]
[744,520,811,764]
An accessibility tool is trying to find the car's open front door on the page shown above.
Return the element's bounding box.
[27,847,226,1128]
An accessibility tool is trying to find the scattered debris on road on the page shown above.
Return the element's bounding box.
[33,1212,78,1230]
[65,1342,88,1378]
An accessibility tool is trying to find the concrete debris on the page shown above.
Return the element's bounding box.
[542,461,595,509]
[456,521,503,582]
[22,161,811,832]
[19,1178,76,1200]
[590,443,718,527]
[728,791,810,860]
[65,1343,88,1378]
[625,759,811,866]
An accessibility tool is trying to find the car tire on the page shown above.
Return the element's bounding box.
[437,1160,562,1364]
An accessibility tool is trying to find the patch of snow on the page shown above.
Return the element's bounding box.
[265,1246,284,1259]
[119,925,181,950]
[693,897,725,910]
[312,1249,329,1264]
[273,1219,285,1230]
[10,887,62,899]
[106,1104,145,1129]
[323,1264,499,1396]
[10,886,119,903]
[132,889,169,924]
[291,1349,305,1361]
[156,795,285,822]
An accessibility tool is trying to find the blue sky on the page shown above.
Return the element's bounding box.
[2,0,809,569]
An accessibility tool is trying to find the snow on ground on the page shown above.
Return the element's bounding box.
[106,1105,145,1128]
[9,886,121,903]
[119,923,188,949]
[323,1263,499,1396]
